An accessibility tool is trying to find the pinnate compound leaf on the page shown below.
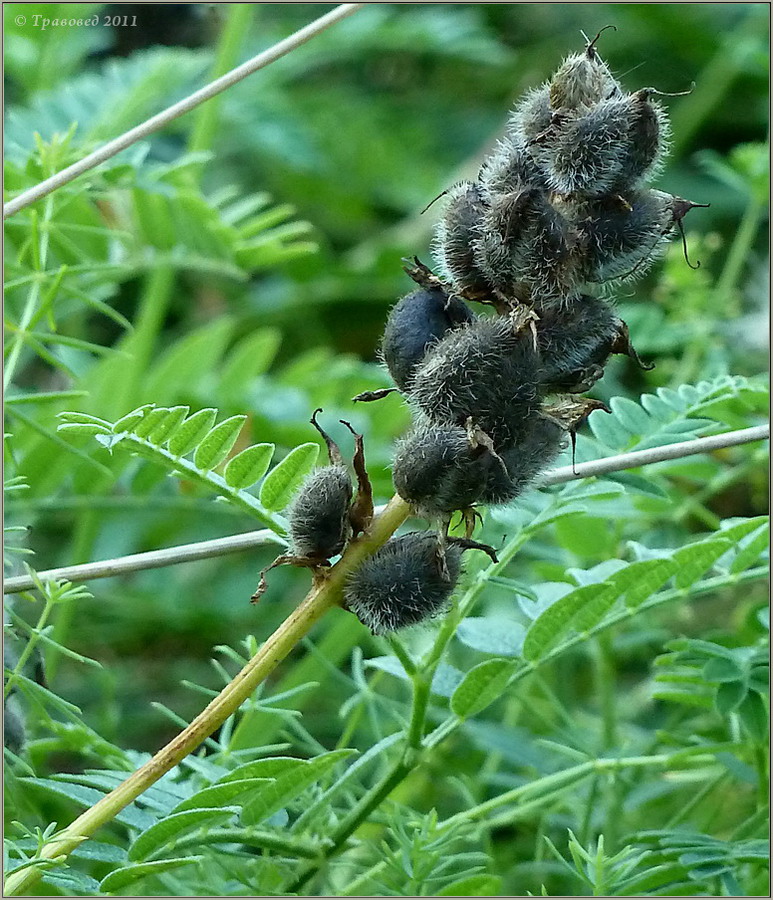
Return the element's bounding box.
[224,443,274,489]
[172,778,272,813]
[100,857,203,893]
[241,749,356,827]
[167,408,217,457]
[128,807,238,861]
[193,415,247,471]
[451,658,517,718]
[259,443,319,511]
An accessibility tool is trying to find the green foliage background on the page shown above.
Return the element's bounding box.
[4,3,769,896]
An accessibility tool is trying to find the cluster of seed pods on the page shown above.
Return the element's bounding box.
[257,33,706,635]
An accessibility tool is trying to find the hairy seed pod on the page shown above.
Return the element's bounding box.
[543,95,632,196]
[535,295,626,390]
[573,190,707,282]
[392,420,507,518]
[381,285,474,392]
[548,29,621,111]
[615,88,670,187]
[506,85,553,147]
[479,135,544,196]
[483,413,567,504]
[474,189,572,303]
[344,532,465,634]
[409,314,543,445]
[252,411,373,602]
[288,465,353,562]
[433,182,494,298]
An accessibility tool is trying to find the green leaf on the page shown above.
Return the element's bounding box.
[241,749,356,827]
[737,690,768,742]
[219,328,282,397]
[703,656,744,683]
[456,617,525,657]
[714,680,747,716]
[730,523,769,574]
[611,558,677,608]
[148,405,189,444]
[172,778,272,813]
[133,407,172,439]
[128,807,239,861]
[673,538,731,588]
[167,408,217,457]
[523,583,619,662]
[259,443,319,511]
[451,658,517,718]
[216,757,306,783]
[56,412,111,427]
[193,415,247,471]
[609,396,653,435]
[57,422,111,437]
[112,404,155,433]
[224,443,275,489]
[99,857,203,893]
[21,778,154,830]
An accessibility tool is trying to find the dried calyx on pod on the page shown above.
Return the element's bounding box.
[251,410,373,601]
[344,531,497,635]
[352,260,473,403]
[408,306,543,446]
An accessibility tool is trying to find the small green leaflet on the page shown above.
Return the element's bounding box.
[128,807,238,862]
[167,408,217,457]
[193,415,247,471]
[224,443,274,489]
[259,442,319,511]
[99,857,203,893]
[451,658,517,718]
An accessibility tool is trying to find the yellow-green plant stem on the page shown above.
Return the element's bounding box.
[3,495,409,897]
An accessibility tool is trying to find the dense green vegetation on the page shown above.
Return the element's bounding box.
[4,4,769,896]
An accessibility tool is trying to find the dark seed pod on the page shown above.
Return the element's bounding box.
[544,95,632,196]
[408,313,543,445]
[479,135,544,195]
[252,411,373,601]
[288,465,353,562]
[433,181,495,299]
[344,532,463,634]
[474,188,572,302]
[574,190,707,283]
[534,295,652,391]
[380,284,474,392]
[483,413,567,504]
[506,86,554,147]
[615,88,670,187]
[345,532,496,634]
[392,420,507,519]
